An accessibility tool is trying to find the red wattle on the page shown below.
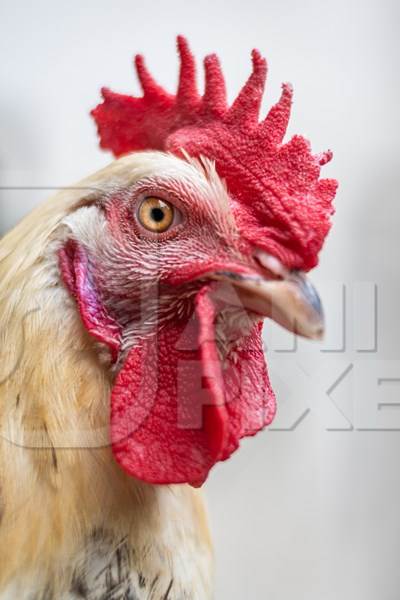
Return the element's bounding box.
[111,286,229,486]
[111,286,276,486]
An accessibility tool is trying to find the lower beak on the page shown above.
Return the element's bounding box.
[213,270,324,340]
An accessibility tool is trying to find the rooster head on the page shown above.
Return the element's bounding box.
[59,37,337,486]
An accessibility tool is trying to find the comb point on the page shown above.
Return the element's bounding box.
[176,35,199,108]
[317,150,333,166]
[203,53,227,115]
[260,82,293,144]
[134,54,165,97]
[226,49,267,127]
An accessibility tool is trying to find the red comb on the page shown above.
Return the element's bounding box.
[91,36,337,270]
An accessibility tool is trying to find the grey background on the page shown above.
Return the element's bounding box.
[1,1,400,598]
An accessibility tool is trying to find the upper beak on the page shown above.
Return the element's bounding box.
[212,267,324,340]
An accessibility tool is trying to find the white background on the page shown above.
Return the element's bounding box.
[1,1,400,598]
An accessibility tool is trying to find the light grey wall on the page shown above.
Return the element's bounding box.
[1,1,399,599]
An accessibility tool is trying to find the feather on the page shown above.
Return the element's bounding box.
[0,153,213,598]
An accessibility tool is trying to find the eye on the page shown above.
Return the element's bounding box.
[137,196,177,233]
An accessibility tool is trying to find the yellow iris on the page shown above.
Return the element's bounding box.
[138,197,175,233]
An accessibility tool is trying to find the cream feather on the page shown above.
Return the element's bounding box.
[0,152,214,598]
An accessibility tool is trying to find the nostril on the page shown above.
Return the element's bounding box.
[253,249,288,280]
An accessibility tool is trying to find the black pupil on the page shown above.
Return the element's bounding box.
[150,207,165,222]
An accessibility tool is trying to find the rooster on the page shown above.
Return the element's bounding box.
[0,37,336,599]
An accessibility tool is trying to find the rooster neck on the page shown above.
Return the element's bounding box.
[0,162,213,598]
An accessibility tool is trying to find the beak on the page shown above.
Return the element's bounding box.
[212,268,324,340]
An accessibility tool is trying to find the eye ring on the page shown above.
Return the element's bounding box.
[137,196,178,234]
